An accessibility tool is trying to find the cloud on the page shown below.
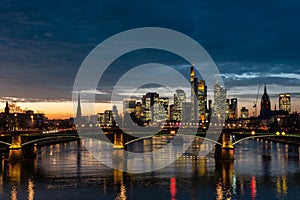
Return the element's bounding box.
[0,0,299,107]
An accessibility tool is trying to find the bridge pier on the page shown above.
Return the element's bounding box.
[215,132,235,160]
[113,132,124,149]
[8,133,23,162]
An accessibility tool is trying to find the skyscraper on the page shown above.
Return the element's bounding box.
[123,98,136,127]
[279,94,291,113]
[198,80,207,121]
[229,98,238,119]
[213,82,226,120]
[155,97,169,122]
[173,89,186,120]
[143,92,159,123]
[190,66,198,121]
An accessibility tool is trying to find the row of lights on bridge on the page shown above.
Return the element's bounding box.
[250,131,286,136]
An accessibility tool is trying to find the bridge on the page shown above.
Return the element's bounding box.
[118,129,300,160]
[1,128,300,162]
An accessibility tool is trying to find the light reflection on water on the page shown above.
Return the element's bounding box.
[0,138,299,199]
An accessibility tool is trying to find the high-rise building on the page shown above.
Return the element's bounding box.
[213,83,227,120]
[190,66,198,121]
[97,113,105,126]
[123,99,136,114]
[104,110,115,126]
[198,80,207,121]
[112,105,119,125]
[123,99,136,127]
[229,98,238,119]
[240,107,249,119]
[279,94,291,113]
[182,102,192,122]
[169,104,175,120]
[173,89,186,120]
[135,101,143,119]
[142,92,159,122]
[155,97,169,122]
[260,84,271,117]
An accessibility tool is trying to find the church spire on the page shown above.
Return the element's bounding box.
[76,93,82,118]
[264,83,267,93]
[4,102,9,115]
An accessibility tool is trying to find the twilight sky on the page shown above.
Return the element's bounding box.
[0,0,300,118]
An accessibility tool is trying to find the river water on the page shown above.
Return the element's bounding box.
[0,138,299,200]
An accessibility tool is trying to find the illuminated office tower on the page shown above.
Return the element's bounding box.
[173,89,186,120]
[104,110,115,126]
[190,66,198,121]
[155,97,169,123]
[198,80,207,121]
[213,82,227,120]
[135,101,143,119]
[279,94,291,113]
[97,113,105,126]
[229,98,238,119]
[182,102,192,122]
[142,92,159,123]
[123,98,136,127]
[112,105,119,125]
[123,99,136,114]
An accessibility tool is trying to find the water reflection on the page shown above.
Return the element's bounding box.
[215,160,235,200]
[276,175,288,198]
[27,178,35,200]
[0,139,299,199]
[170,177,176,200]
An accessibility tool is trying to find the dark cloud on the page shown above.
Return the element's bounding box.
[0,0,299,102]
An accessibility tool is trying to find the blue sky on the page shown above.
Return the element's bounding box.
[0,0,300,115]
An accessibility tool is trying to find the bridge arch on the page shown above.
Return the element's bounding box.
[0,141,11,146]
[124,134,223,147]
[232,134,300,146]
[22,136,80,146]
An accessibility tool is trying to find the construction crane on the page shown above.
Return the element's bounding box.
[253,83,261,117]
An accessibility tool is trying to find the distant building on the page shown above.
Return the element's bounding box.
[182,102,192,122]
[123,99,136,127]
[155,97,169,123]
[279,94,291,113]
[229,98,238,119]
[198,80,207,121]
[142,92,159,123]
[240,107,249,119]
[213,82,227,121]
[173,89,186,121]
[190,66,198,121]
[4,102,9,115]
[260,84,271,118]
[76,93,82,118]
[260,85,289,119]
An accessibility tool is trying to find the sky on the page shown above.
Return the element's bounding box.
[0,0,300,119]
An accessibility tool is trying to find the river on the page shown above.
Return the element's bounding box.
[0,138,299,199]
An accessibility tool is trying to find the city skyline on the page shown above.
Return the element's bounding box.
[1,1,300,118]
